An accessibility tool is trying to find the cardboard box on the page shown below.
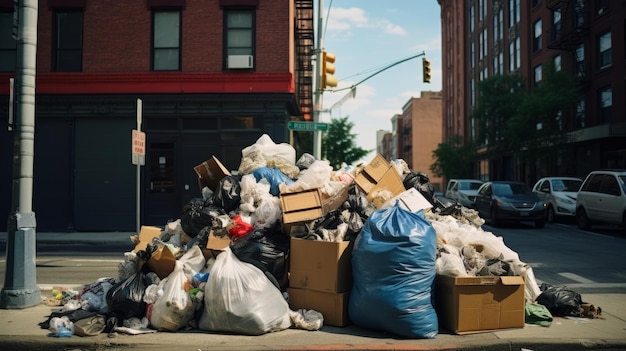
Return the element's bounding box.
[194,156,231,191]
[289,237,353,293]
[355,154,405,208]
[280,185,349,235]
[288,288,350,327]
[133,226,176,280]
[354,154,390,194]
[435,275,526,334]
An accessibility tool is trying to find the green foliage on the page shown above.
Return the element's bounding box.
[472,68,579,161]
[322,116,371,169]
[430,135,476,179]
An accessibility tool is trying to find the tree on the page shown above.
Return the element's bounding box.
[472,73,526,160]
[322,116,370,169]
[472,68,579,163]
[430,134,476,179]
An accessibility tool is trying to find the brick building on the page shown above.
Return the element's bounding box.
[439,0,625,183]
[396,91,444,191]
[0,0,314,231]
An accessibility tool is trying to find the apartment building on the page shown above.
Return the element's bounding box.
[439,0,625,183]
[396,91,444,191]
[0,0,313,231]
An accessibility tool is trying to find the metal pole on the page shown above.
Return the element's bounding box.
[136,99,142,234]
[1,0,41,309]
[312,0,323,160]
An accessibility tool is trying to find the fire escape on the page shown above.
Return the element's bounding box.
[546,0,590,80]
[295,0,314,121]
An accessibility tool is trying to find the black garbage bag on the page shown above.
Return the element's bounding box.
[180,198,226,237]
[403,171,436,206]
[344,184,374,220]
[106,271,149,321]
[212,175,242,213]
[230,225,290,290]
[536,283,583,317]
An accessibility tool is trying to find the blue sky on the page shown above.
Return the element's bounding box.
[318,1,442,164]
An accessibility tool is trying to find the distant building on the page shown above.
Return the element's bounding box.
[0,0,313,231]
[439,0,625,183]
[396,91,443,191]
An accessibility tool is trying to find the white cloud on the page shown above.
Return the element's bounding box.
[326,7,406,35]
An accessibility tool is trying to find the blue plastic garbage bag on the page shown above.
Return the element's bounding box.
[252,167,294,196]
[349,204,438,338]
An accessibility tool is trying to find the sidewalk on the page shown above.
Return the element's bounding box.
[1,231,626,350]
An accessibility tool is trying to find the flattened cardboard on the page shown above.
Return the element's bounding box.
[381,187,433,212]
[134,226,162,253]
[194,156,231,191]
[289,238,353,293]
[435,275,525,334]
[288,288,350,327]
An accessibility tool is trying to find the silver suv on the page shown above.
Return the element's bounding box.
[576,169,626,230]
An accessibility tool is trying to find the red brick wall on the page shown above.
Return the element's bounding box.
[35,0,292,73]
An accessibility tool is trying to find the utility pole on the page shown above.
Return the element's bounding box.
[1,0,41,309]
[312,0,324,160]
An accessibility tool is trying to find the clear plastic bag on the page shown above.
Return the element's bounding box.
[198,248,291,335]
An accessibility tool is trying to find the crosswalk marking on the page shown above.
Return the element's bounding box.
[559,272,596,284]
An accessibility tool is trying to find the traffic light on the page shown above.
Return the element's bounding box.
[321,51,338,90]
[422,58,431,83]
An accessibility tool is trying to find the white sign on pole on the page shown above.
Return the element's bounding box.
[132,129,145,165]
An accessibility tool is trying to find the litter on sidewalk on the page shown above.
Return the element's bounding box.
[37,134,603,339]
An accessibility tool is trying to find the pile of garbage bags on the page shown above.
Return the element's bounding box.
[39,134,598,339]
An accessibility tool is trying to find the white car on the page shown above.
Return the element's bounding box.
[444,179,484,208]
[576,170,626,230]
[532,177,582,223]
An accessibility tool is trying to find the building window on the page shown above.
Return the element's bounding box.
[469,6,474,32]
[479,0,486,21]
[552,9,561,42]
[576,0,585,27]
[533,19,542,52]
[595,0,609,16]
[225,9,254,63]
[576,98,585,128]
[554,54,561,71]
[0,10,16,72]
[509,0,520,27]
[509,36,520,71]
[598,87,612,123]
[534,64,542,85]
[470,41,475,68]
[598,31,612,70]
[576,43,585,77]
[53,10,83,72]
[153,11,181,71]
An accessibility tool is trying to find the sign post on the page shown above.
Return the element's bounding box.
[133,98,145,234]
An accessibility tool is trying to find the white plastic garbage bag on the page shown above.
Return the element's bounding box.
[198,247,292,335]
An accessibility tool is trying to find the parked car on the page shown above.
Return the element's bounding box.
[575,169,626,230]
[474,181,547,228]
[444,179,484,208]
[532,177,582,223]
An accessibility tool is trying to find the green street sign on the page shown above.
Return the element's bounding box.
[287,121,328,131]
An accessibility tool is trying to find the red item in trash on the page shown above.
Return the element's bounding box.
[229,215,254,239]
